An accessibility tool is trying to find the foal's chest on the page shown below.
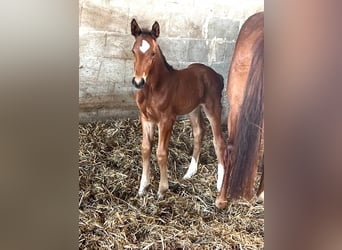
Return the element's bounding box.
[135,90,160,121]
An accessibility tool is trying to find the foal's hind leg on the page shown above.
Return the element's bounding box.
[203,103,226,191]
[215,144,233,209]
[216,108,237,208]
[257,154,264,202]
[183,107,205,179]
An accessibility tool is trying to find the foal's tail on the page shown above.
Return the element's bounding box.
[228,35,264,200]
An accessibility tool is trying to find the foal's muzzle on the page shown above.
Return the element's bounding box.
[132,77,145,89]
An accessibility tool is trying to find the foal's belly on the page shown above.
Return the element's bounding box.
[139,100,200,122]
[135,79,203,121]
[174,103,201,116]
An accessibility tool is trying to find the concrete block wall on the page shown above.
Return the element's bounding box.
[79,0,264,122]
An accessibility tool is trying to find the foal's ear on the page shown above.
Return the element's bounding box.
[151,21,160,39]
[131,19,141,37]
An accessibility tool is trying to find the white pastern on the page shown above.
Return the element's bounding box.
[183,157,198,179]
[257,191,264,202]
[139,39,150,53]
[138,174,149,196]
[217,164,224,192]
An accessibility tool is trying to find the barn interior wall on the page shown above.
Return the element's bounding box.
[79,0,264,123]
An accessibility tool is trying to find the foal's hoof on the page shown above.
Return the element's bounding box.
[215,197,228,209]
[138,187,149,197]
[183,168,197,179]
[183,172,193,180]
[183,158,198,179]
[138,182,150,197]
[256,191,264,203]
[157,188,168,199]
[157,191,165,200]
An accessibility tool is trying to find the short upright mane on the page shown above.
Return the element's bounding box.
[158,45,174,72]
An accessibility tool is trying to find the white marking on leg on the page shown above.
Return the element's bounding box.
[139,39,150,53]
[183,157,198,179]
[157,191,164,200]
[217,163,224,192]
[257,191,264,202]
[138,173,149,196]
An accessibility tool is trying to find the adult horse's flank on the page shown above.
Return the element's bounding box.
[130,19,226,198]
[216,12,264,209]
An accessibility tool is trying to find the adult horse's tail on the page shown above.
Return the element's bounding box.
[228,35,264,200]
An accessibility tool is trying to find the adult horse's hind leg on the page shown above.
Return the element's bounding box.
[202,102,226,191]
[183,106,205,179]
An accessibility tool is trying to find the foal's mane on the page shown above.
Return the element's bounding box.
[157,45,174,72]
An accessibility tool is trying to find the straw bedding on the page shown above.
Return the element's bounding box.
[79,118,264,249]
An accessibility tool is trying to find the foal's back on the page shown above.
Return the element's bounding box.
[167,63,223,114]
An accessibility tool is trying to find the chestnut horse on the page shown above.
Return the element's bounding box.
[130,19,226,198]
[216,12,264,209]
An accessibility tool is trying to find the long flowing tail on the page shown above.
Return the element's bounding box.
[228,35,264,200]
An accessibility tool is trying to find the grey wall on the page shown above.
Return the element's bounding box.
[79,0,264,122]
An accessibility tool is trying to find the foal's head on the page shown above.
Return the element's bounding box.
[130,19,160,89]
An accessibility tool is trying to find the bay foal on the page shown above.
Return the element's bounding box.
[130,19,226,198]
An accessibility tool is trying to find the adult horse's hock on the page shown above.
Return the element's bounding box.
[216,12,264,209]
[130,19,226,199]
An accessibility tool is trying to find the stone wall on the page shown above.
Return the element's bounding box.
[79,0,264,122]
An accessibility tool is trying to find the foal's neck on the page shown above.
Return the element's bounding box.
[155,46,174,74]
[148,47,174,85]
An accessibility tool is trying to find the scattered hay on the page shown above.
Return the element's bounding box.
[79,118,264,249]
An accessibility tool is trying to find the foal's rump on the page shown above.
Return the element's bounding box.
[171,63,224,114]
[187,63,224,90]
[185,63,224,97]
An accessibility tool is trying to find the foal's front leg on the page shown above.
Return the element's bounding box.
[138,116,155,196]
[156,118,174,199]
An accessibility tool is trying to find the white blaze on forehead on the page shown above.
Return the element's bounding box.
[139,39,150,53]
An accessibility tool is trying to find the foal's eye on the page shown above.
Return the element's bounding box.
[151,52,156,57]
